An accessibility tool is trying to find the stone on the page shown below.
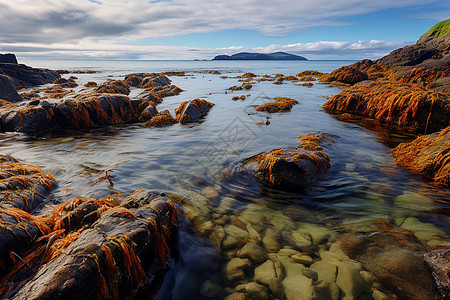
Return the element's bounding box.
[335,261,367,300]
[313,280,340,300]
[401,217,446,243]
[423,249,450,299]
[296,223,335,245]
[282,275,315,300]
[239,242,267,264]
[269,278,286,299]
[245,282,268,300]
[372,290,389,300]
[291,254,313,265]
[254,260,277,286]
[175,98,214,123]
[223,258,251,282]
[263,228,282,252]
[302,269,318,282]
[277,256,305,278]
[224,292,247,300]
[209,225,225,247]
[0,74,21,102]
[0,53,18,64]
[278,248,300,256]
[200,280,223,298]
[310,261,338,282]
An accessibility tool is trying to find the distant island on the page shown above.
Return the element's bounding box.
[212,52,307,60]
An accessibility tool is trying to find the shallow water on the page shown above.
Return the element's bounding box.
[3,59,450,299]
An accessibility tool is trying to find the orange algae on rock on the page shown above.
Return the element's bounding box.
[323,80,450,133]
[145,110,177,127]
[391,126,450,187]
[174,98,214,124]
[255,97,299,113]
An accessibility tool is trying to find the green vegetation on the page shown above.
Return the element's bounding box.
[418,19,450,42]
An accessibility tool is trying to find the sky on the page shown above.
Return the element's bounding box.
[0,0,448,60]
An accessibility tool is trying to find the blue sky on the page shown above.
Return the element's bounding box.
[0,0,447,60]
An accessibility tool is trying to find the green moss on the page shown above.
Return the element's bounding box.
[418,19,450,41]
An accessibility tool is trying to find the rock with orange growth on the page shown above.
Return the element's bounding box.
[139,75,172,89]
[322,66,368,85]
[138,102,158,122]
[255,97,298,113]
[427,77,450,93]
[175,99,214,124]
[96,80,130,95]
[396,67,449,86]
[391,126,450,187]
[323,80,450,133]
[145,110,177,127]
[84,81,97,88]
[3,189,180,300]
[240,133,331,189]
[136,85,183,104]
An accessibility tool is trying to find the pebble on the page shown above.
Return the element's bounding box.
[245,282,268,300]
[223,258,251,281]
[239,242,267,264]
[291,254,313,265]
[254,260,277,286]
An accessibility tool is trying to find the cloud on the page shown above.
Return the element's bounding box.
[2,39,410,61]
[0,0,440,44]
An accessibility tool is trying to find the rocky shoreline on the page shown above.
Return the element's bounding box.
[0,19,449,300]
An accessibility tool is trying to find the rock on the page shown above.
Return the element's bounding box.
[96,80,130,95]
[223,258,251,281]
[263,228,282,252]
[174,98,214,123]
[423,249,450,299]
[310,261,337,282]
[291,254,313,265]
[400,217,446,243]
[323,81,450,134]
[254,260,277,286]
[245,282,268,300]
[224,292,247,300]
[239,242,267,263]
[139,75,171,88]
[0,53,18,64]
[323,66,368,85]
[0,62,60,88]
[210,225,226,247]
[427,76,450,93]
[282,275,314,300]
[269,278,286,299]
[5,189,180,300]
[278,248,299,257]
[277,256,305,278]
[391,127,450,186]
[200,280,223,298]
[145,110,177,127]
[255,97,298,113]
[296,223,335,245]
[313,281,340,300]
[335,260,367,300]
[0,74,21,102]
[137,85,183,104]
[362,248,440,300]
[138,102,158,122]
[371,290,389,300]
[240,134,331,190]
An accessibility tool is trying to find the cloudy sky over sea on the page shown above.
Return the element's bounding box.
[0,0,448,60]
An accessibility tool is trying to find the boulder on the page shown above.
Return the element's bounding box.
[96,80,130,95]
[323,81,450,134]
[391,126,450,186]
[323,66,368,85]
[0,63,60,88]
[145,110,177,127]
[239,133,331,189]
[424,249,450,298]
[175,99,214,124]
[0,54,18,64]
[2,189,180,300]
[255,97,298,113]
[0,75,21,102]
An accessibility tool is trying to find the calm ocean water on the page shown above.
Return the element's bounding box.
[2,59,449,299]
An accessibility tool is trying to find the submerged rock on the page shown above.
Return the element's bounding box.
[391,126,450,187]
[174,99,214,124]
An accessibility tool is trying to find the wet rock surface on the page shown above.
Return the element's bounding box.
[0,154,180,300]
[424,249,450,298]
[238,133,332,189]
[391,126,450,187]
[175,98,214,123]
[0,75,21,102]
[323,81,450,134]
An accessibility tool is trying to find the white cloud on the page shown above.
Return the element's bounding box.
[3,40,409,61]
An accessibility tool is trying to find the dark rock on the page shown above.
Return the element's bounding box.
[96,80,130,95]
[323,66,368,85]
[427,76,450,93]
[0,53,18,64]
[145,110,177,127]
[174,99,214,123]
[0,63,60,88]
[0,74,21,102]
[424,249,450,299]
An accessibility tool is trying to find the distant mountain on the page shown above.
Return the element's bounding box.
[212,52,307,61]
